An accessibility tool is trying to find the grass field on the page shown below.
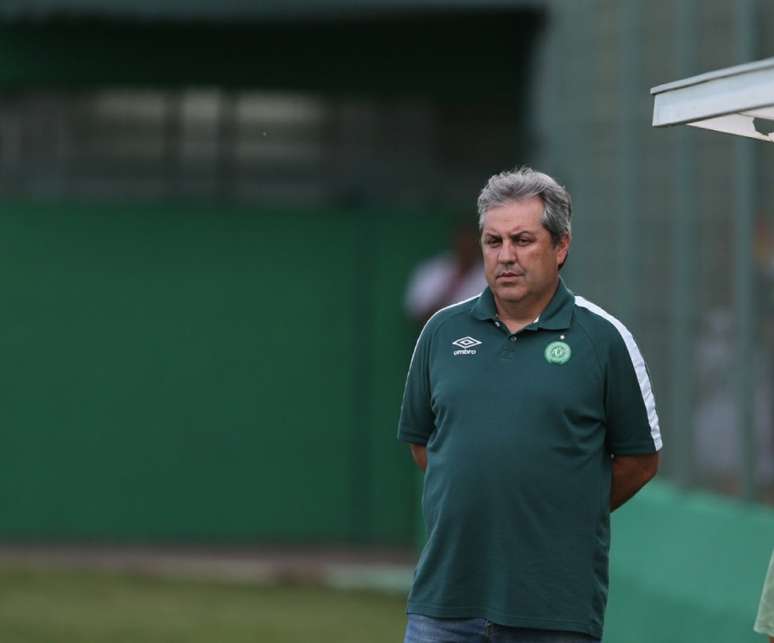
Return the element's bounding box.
[0,565,408,643]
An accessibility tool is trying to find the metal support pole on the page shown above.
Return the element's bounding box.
[556,3,582,287]
[670,0,698,487]
[617,0,640,324]
[735,0,758,501]
[216,91,236,202]
[164,91,183,199]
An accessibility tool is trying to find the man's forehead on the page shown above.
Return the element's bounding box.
[481,198,544,231]
[481,211,545,235]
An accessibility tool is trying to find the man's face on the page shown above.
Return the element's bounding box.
[480,197,570,308]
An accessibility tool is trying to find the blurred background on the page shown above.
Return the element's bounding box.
[0,1,772,642]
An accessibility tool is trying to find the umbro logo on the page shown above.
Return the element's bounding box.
[452,336,481,356]
[452,336,482,349]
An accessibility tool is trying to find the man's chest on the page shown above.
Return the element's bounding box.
[428,324,606,430]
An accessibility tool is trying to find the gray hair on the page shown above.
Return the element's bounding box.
[477,166,572,245]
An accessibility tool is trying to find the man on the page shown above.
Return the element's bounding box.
[397,167,661,643]
[404,221,487,327]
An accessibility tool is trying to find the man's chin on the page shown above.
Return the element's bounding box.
[493,284,527,303]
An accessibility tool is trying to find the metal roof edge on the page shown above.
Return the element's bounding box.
[650,56,774,96]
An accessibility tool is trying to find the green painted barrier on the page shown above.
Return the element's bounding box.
[606,480,773,643]
[0,200,455,545]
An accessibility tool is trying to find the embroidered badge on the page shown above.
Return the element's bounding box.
[545,341,571,365]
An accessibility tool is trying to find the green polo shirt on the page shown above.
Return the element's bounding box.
[398,279,661,639]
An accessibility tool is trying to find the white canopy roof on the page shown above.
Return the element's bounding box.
[651,57,774,143]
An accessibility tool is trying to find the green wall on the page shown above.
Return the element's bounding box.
[0,200,452,544]
[607,481,774,643]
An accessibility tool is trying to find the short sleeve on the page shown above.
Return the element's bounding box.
[755,549,774,636]
[604,326,662,455]
[397,323,435,445]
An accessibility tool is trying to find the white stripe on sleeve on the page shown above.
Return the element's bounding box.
[575,296,662,450]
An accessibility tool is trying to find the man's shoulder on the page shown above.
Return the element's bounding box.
[572,295,637,348]
[421,294,481,336]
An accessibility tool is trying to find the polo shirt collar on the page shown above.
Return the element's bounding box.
[471,277,574,330]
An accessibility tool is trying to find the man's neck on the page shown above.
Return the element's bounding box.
[494,280,558,334]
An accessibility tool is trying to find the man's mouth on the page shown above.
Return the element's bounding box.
[497,271,524,279]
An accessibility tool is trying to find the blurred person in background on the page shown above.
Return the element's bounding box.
[693,211,774,500]
[693,309,774,493]
[756,548,774,642]
[754,213,774,502]
[397,167,661,643]
[404,221,487,327]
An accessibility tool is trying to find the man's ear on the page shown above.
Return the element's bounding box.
[556,234,571,267]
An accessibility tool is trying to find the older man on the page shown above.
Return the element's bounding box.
[398,167,661,643]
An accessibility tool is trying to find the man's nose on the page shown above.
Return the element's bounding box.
[498,240,516,263]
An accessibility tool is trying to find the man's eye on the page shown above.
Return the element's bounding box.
[485,238,500,246]
[516,237,533,246]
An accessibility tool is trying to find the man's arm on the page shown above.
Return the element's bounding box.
[409,444,427,472]
[610,452,659,511]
